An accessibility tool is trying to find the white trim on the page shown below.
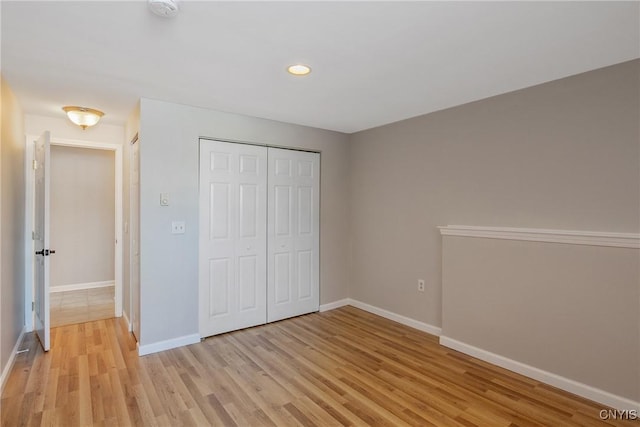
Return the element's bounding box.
[122,309,132,332]
[138,333,200,356]
[348,299,442,336]
[319,298,350,312]
[438,225,639,249]
[49,137,120,152]
[440,336,640,412]
[129,135,139,346]
[1,327,26,393]
[49,281,114,293]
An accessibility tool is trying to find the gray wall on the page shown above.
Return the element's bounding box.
[443,236,639,401]
[1,76,25,379]
[348,59,640,328]
[50,146,115,288]
[138,98,350,347]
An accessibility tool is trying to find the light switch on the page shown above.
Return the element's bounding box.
[171,221,186,234]
[160,193,169,206]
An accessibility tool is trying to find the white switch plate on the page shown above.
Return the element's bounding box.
[171,221,186,234]
[160,193,169,206]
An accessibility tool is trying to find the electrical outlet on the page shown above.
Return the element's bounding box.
[418,279,425,292]
[171,221,186,234]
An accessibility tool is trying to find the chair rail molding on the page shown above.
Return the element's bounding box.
[438,225,640,249]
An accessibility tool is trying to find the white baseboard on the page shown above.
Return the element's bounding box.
[306,300,639,412]
[440,336,640,412]
[319,298,351,312]
[50,280,114,293]
[1,326,26,393]
[138,333,200,356]
[348,299,442,337]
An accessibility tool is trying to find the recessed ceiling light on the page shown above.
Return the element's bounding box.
[287,64,311,76]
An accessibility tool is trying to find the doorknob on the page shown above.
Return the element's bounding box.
[35,249,45,256]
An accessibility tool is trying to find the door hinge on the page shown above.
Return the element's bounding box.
[32,301,35,311]
[32,160,38,170]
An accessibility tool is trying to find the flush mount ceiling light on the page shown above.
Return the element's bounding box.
[62,106,104,130]
[148,0,180,18]
[287,64,312,76]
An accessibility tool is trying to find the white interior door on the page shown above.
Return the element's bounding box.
[130,138,140,340]
[199,140,267,337]
[267,148,320,323]
[34,131,52,351]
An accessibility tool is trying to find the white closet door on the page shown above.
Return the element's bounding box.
[267,148,320,322]
[199,140,267,337]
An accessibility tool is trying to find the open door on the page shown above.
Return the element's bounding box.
[34,131,52,351]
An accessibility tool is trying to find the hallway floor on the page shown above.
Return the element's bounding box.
[50,286,114,327]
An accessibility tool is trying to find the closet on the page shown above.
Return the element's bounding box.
[198,139,320,337]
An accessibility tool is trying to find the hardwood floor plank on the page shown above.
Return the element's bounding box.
[3,307,637,426]
[206,393,237,427]
[283,401,316,427]
[77,355,93,425]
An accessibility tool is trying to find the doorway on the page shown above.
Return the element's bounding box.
[49,145,116,327]
[25,135,123,341]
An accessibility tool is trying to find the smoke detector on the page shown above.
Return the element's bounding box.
[148,0,179,18]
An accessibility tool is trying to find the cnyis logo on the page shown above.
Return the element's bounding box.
[599,409,638,420]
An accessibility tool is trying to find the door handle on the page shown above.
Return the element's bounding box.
[35,249,56,256]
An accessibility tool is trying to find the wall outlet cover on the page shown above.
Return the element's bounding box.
[171,221,186,234]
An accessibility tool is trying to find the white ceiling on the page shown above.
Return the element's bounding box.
[2,1,638,134]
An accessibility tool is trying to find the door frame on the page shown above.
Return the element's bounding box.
[129,133,139,336]
[25,135,123,330]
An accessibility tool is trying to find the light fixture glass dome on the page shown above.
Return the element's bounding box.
[287,64,311,76]
[62,106,104,130]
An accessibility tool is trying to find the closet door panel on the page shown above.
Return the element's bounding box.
[199,140,267,337]
[274,252,292,304]
[268,148,320,322]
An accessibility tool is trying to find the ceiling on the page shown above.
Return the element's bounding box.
[2,1,638,134]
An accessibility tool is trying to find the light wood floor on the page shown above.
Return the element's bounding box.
[50,287,115,327]
[1,306,634,426]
